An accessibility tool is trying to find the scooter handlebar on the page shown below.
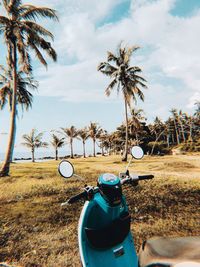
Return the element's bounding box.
[138,174,154,180]
[67,191,87,204]
[121,174,154,185]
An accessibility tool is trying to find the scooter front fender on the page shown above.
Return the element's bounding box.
[78,196,138,267]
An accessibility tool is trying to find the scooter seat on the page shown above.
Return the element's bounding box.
[138,236,200,267]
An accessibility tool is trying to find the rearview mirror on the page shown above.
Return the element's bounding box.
[58,160,74,178]
[131,146,144,159]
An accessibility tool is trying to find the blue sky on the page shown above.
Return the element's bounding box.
[0,0,200,157]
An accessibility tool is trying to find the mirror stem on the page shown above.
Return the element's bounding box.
[73,174,84,180]
[125,156,133,174]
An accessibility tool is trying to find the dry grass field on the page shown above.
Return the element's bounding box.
[0,154,200,266]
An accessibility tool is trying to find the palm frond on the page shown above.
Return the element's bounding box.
[2,1,9,12]
[107,51,118,63]
[29,42,47,67]
[28,34,57,63]
[23,21,54,40]
[97,62,117,76]
[8,0,22,17]
[22,134,32,143]
[0,16,10,26]
[51,134,65,148]
[132,87,145,102]
[21,142,32,148]
[20,5,58,21]
[0,85,11,110]
[105,79,117,96]
[44,45,57,62]
[124,46,139,64]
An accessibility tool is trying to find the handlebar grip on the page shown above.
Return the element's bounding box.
[68,191,87,204]
[138,175,154,180]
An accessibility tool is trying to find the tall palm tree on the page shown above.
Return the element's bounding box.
[0,0,58,176]
[170,109,180,145]
[61,126,78,158]
[98,43,147,161]
[97,129,108,156]
[150,117,167,155]
[50,134,65,160]
[178,110,186,143]
[88,122,102,157]
[77,127,89,158]
[21,129,48,162]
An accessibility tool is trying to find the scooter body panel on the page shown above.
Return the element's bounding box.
[78,193,138,267]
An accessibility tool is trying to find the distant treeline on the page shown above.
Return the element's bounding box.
[21,104,200,162]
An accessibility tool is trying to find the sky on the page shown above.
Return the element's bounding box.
[0,0,200,157]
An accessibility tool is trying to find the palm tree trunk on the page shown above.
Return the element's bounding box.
[83,141,86,158]
[172,133,175,144]
[93,138,96,157]
[109,142,112,155]
[179,120,186,142]
[189,121,193,141]
[122,98,128,161]
[167,134,170,148]
[173,119,180,144]
[10,107,18,163]
[0,41,17,177]
[70,139,74,158]
[101,145,104,156]
[32,148,35,163]
[151,128,166,155]
[55,148,58,160]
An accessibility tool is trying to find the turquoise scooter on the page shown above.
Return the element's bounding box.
[58,146,200,267]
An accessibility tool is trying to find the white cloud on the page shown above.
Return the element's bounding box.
[31,0,200,116]
[35,60,119,103]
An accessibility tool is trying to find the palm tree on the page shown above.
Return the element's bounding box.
[0,1,58,176]
[170,109,180,145]
[88,122,102,157]
[97,129,108,156]
[178,110,186,143]
[98,43,147,161]
[194,101,200,120]
[61,126,78,158]
[21,129,48,162]
[129,108,146,144]
[150,117,167,155]
[77,127,89,158]
[50,134,65,160]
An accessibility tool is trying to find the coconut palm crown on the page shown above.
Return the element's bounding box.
[98,43,147,161]
[21,129,48,162]
[50,134,65,160]
[77,127,89,158]
[88,122,102,157]
[61,126,78,158]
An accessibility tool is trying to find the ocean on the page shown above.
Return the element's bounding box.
[0,149,101,162]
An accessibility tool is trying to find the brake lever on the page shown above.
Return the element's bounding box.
[61,201,68,207]
[129,174,139,186]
